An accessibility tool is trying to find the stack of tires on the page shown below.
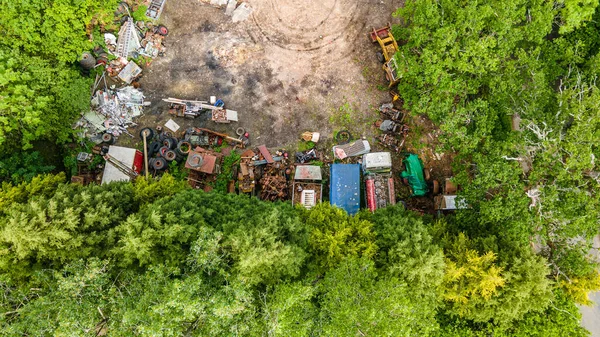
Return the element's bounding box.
[140,127,191,172]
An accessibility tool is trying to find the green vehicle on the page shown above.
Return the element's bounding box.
[400,154,428,197]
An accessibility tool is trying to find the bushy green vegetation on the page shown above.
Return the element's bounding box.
[0,0,599,335]
[392,0,600,310]
[0,176,593,335]
[0,0,119,153]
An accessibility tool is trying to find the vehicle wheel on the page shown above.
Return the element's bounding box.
[140,127,154,140]
[376,52,385,63]
[101,133,114,144]
[158,146,169,157]
[163,137,176,149]
[147,141,161,156]
[335,130,352,145]
[152,157,167,170]
[176,141,191,155]
[164,150,177,162]
[156,25,169,36]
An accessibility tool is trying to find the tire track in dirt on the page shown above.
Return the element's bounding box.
[250,0,367,54]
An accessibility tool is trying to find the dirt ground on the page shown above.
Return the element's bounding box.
[115,0,456,209]
[122,0,405,149]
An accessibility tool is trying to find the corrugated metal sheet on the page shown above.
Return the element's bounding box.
[102,146,137,184]
[329,164,361,215]
[294,165,322,180]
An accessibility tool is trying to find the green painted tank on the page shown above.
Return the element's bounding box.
[400,154,428,197]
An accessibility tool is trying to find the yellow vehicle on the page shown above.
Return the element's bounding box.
[370,24,400,87]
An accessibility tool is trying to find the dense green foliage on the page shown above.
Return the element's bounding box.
[0,0,599,335]
[0,0,119,152]
[393,0,600,305]
[0,177,591,336]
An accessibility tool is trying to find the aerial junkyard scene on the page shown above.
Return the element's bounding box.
[1,0,599,335]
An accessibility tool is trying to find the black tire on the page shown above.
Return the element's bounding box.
[376,52,385,63]
[152,157,167,170]
[79,52,96,70]
[163,137,177,149]
[140,127,154,140]
[176,141,191,155]
[335,130,352,145]
[164,150,177,162]
[147,141,161,156]
[101,133,114,144]
[158,146,169,157]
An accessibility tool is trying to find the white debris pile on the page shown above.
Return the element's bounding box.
[74,85,148,140]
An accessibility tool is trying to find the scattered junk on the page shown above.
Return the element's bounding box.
[377,134,404,153]
[434,178,468,212]
[330,163,361,215]
[146,0,168,20]
[379,103,405,122]
[184,127,248,148]
[333,139,371,160]
[101,145,143,184]
[259,164,289,201]
[139,28,167,58]
[400,153,429,197]
[362,152,395,212]
[376,103,409,152]
[116,17,142,59]
[237,145,291,201]
[76,84,146,140]
[296,149,318,164]
[116,61,142,84]
[185,147,224,188]
[164,119,180,132]
[238,149,257,195]
[164,98,239,123]
[292,165,323,209]
[301,131,320,143]
[370,24,400,87]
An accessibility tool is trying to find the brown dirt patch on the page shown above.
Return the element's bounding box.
[121,0,405,149]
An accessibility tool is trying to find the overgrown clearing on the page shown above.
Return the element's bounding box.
[1,0,600,336]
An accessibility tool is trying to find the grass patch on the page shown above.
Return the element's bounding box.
[297,141,315,152]
[214,152,241,193]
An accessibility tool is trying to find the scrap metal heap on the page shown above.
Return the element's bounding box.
[75,84,147,140]
[238,149,256,194]
[75,4,169,143]
[164,97,239,123]
[259,164,289,201]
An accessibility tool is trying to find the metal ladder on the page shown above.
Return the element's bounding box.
[116,18,136,58]
[104,154,138,179]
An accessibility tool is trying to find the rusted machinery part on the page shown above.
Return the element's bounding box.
[177,141,191,155]
[186,154,204,168]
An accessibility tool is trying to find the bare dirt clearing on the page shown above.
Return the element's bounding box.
[124,0,405,149]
